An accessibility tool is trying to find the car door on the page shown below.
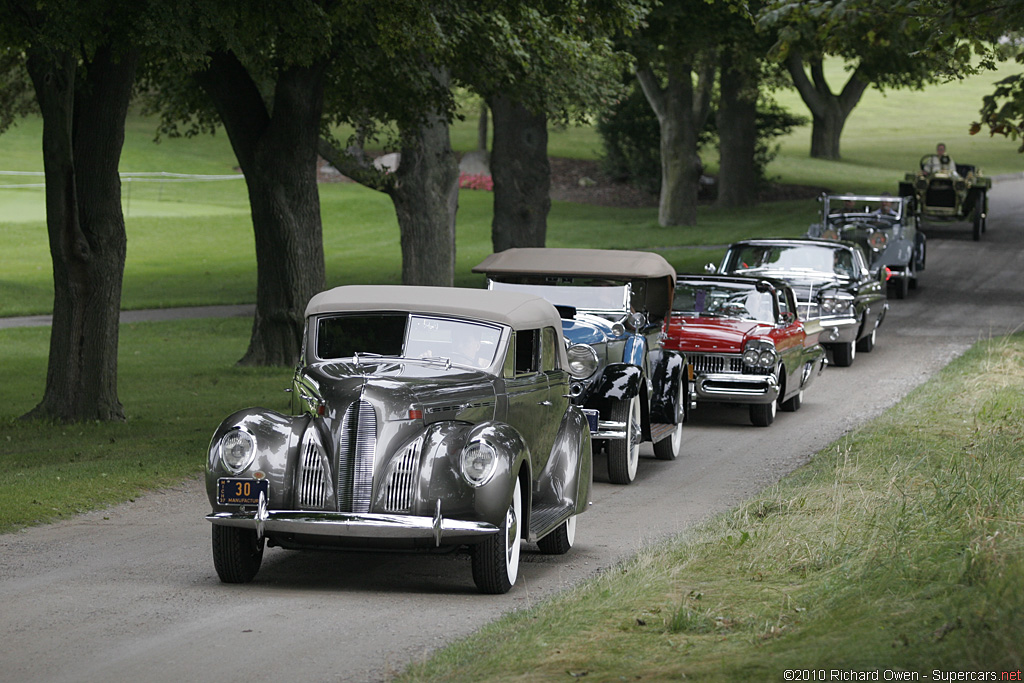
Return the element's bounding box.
[503,328,560,476]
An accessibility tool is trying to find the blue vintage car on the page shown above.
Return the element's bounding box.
[474,248,690,485]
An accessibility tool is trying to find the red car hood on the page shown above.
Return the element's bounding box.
[663,316,772,353]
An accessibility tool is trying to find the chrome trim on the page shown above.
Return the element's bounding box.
[337,400,376,513]
[206,510,498,545]
[695,372,780,403]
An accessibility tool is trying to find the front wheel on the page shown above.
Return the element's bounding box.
[856,327,876,352]
[537,514,576,555]
[749,399,777,427]
[653,379,685,461]
[608,395,641,484]
[781,388,803,413]
[212,524,264,584]
[973,203,983,241]
[472,476,522,594]
[831,341,856,367]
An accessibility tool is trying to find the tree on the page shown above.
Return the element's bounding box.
[761,0,975,159]
[1,1,141,422]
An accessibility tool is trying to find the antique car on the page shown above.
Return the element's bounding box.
[473,248,690,485]
[715,238,888,367]
[807,193,926,299]
[662,275,827,427]
[898,155,991,241]
[205,285,593,594]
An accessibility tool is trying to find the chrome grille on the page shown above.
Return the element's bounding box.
[382,440,421,513]
[336,400,377,513]
[691,354,743,374]
[297,431,327,509]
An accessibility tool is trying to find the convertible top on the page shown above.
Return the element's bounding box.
[473,247,675,281]
[305,285,565,333]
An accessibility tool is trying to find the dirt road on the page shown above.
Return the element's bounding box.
[1,179,1022,683]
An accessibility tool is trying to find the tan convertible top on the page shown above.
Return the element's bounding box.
[473,247,675,281]
[305,285,564,332]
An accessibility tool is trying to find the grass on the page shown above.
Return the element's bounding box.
[396,334,1024,681]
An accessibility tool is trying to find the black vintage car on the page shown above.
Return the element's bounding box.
[716,238,888,368]
[899,155,991,241]
[205,285,592,594]
[474,248,690,485]
[808,193,926,299]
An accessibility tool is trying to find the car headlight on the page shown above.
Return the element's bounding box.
[819,295,853,316]
[610,322,626,338]
[915,177,928,191]
[743,340,777,368]
[867,231,887,251]
[627,311,647,330]
[220,428,256,473]
[461,440,498,486]
[566,343,599,379]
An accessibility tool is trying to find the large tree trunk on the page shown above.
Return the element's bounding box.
[195,52,326,366]
[785,52,868,160]
[716,48,760,208]
[489,94,550,252]
[636,60,714,227]
[391,109,459,285]
[23,45,136,423]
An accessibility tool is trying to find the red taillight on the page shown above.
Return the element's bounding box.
[317,403,325,416]
[884,267,892,281]
[408,409,423,420]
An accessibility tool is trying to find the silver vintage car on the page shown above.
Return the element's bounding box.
[473,248,689,486]
[205,285,592,594]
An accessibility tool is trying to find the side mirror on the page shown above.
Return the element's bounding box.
[780,312,796,325]
[704,263,717,274]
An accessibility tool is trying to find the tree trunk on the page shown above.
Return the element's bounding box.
[477,101,489,152]
[716,48,760,208]
[785,52,868,160]
[390,109,459,286]
[23,45,136,423]
[636,61,713,227]
[489,94,550,252]
[195,52,326,366]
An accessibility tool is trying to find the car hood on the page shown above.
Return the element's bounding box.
[664,316,772,353]
[561,315,615,346]
[304,359,497,424]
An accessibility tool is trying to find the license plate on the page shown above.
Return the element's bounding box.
[582,409,600,433]
[217,478,269,506]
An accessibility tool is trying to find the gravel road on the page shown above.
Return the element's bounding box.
[1,178,1022,683]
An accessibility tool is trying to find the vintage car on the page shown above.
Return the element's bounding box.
[807,193,926,299]
[715,238,888,368]
[205,285,593,594]
[898,155,991,241]
[662,275,827,427]
[473,248,690,485]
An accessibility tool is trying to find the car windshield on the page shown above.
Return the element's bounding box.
[315,314,502,369]
[489,280,630,312]
[725,244,854,279]
[673,282,775,323]
[826,196,902,220]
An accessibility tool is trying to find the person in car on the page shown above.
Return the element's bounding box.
[923,142,958,175]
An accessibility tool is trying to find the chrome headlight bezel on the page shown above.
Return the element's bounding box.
[743,340,778,369]
[566,343,600,379]
[461,440,498,487]
[867,231,888,251]
[219,428,257,474]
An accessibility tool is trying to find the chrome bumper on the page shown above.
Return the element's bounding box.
[815,316,859,344]
[207,503,498,547]
[695,372,779,404]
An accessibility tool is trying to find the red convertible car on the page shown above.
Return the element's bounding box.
[662,275,827,427]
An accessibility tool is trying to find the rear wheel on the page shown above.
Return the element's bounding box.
[894,274,909,299]
[472,476,522,594]
[537,514,576,555]
[831,341,856,367]
[653,380,685,461]
[973,202,983,241]
[212,525,264,584]
[608,395,641,484]
[749,399,777,427]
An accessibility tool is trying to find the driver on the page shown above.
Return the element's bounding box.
[922,142,958,176]
[453,328,490,368]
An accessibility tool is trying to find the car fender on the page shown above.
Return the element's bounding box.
[532,406,593,532]
[649,350,686,424]
[419,420,531,528]
[591,363,643,402]
[206,408,311,510]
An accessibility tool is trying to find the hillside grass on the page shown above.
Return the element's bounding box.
[397,334,1024,681]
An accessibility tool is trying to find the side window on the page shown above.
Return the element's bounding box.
[515,329,539,376]
[502,332,517,379]
[777,291,789,318]
[541,326,559,372]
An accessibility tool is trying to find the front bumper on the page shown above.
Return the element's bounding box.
[207,503,498,548]
[695,372,779,405]
[815,316,859,345]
